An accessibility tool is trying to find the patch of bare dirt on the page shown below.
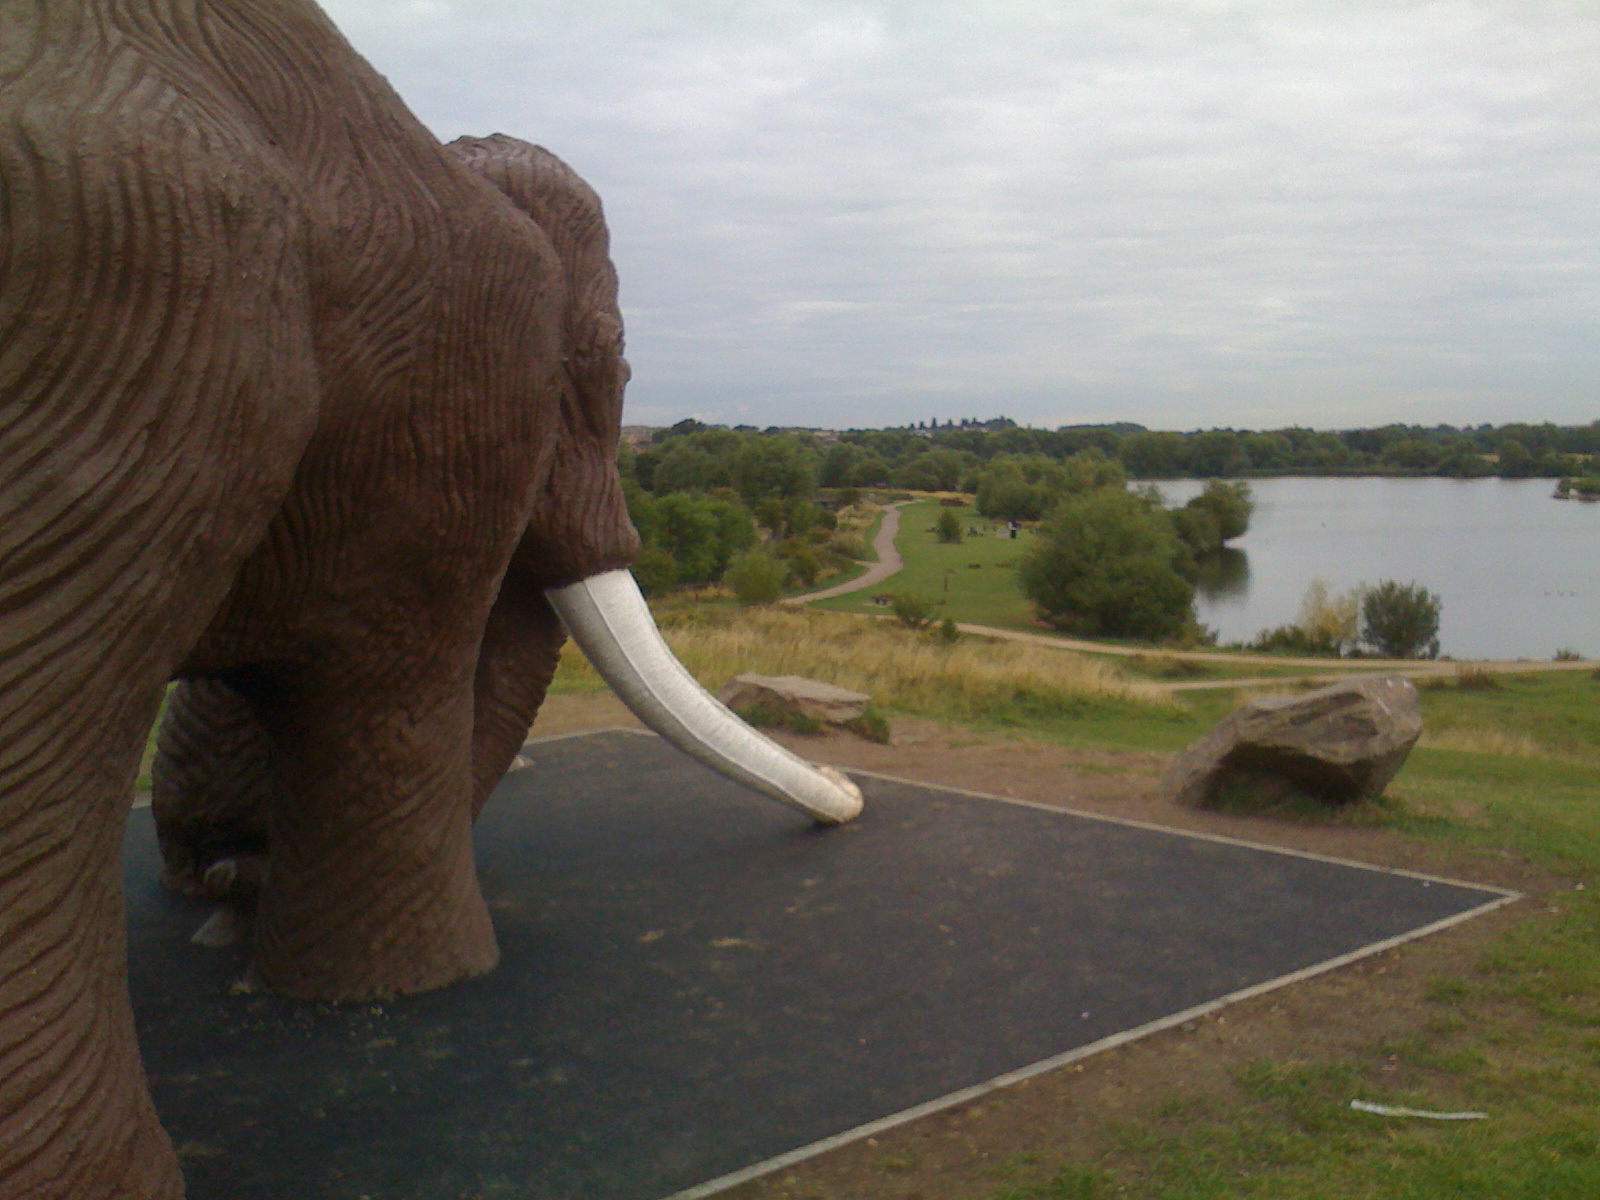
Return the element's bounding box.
[526,695,1563,1200]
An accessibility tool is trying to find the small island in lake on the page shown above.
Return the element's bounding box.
[1552,476,1600,501]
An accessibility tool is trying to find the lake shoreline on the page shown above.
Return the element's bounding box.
[1150,477,1597,661]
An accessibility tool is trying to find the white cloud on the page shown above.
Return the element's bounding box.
[319,0,1600,430]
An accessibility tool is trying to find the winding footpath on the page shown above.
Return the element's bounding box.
[784,501,908,603]
[788,503,1596,692]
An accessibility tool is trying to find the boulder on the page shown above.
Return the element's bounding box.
[716,673,871,725]
[1164,675,1423,808]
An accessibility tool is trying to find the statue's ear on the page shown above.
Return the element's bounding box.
[447,135,637,586]
[447,134,627,443]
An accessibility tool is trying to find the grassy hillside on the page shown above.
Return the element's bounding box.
[809,499,1042,630]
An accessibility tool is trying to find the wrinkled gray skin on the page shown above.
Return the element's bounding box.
[0,3,638,1196]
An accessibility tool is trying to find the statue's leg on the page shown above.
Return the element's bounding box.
[0,90,317,1198]
[152,679,272,902]
[0,680,184,1200]
[468,577,568,817]
[244,658,497,1001]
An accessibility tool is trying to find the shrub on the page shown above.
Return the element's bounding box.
[731,701,824,736]
[1250,623,1337,656]
[843,708,892,744]
[1296,578,1362,651]
[1191,479,1253,541]
[652,491,757,584]
[1170,504,1222,560]
[1361,580,1442,658]
[630,545,679,597]
[934,616,961,645]
[1137,654,1208,679]
[889,590,939,631]
[1172,480,1253,558]
[723,549,787,605]
[1455,665,1500,691]
[774,539,821,587]
[935,509,963,544]
[829,531,871,561]
[1251,578,1362,656]
[1017,487,1194,640]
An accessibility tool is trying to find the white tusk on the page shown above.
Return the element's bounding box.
[545,569,863,824]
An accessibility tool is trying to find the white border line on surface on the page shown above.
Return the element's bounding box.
[661,891,1517,1200]
[522,729,1522,1200]
[844,766,1521,897]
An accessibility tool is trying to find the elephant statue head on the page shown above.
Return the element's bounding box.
[0,3,854,1197]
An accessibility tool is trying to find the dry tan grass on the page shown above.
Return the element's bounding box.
[1418,727,1563,760]
[553,602,1185,723]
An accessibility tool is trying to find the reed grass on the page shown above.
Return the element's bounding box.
[552,601,1186,726]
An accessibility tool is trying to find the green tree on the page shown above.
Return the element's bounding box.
[1496,438,1534,478]
[934,509,963,543]
[1380,438,1442,471]
[974,459,1048,520]
[1119,430,1187,477]
[892,448,968,492]
[724,549,787,605]
[1361,581,1442,658]
[1168,481,1251,559]
[1184,430,1248,477]
[652,492,756,584]
[1194,480,1252,540]
[651,441,731,493]
[732,436,817,507]
[819,442,864,487]
[848,454,890,487]
[1059,447,1125,493]
[1018,488,1194,639]
[1169,504,1221,561]
[630,544,679,597]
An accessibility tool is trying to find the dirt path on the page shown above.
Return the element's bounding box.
[948,621,1598,691]
[791,504,1594,690]
[786,502,907,603]
[525,694,1562,1200]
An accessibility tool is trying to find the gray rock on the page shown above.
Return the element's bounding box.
[1164,675,1423,808]
[716,673,871,725]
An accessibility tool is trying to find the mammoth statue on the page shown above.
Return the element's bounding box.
[0,2,859,1197]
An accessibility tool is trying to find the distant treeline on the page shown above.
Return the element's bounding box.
[631,415,1600,492]
[617,416,1598,596]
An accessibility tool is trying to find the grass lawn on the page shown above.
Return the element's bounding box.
[808,498,1040,629]
[967,668,1600,1200]
[1416,668,1600,764]
[977,746,1600,1200]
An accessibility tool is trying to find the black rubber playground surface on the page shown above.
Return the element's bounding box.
[125,729,1512,1200]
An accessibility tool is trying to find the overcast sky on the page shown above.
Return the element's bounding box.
[320,0,1600,432]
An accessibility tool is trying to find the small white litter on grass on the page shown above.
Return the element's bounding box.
[1350,1099,1487,1121]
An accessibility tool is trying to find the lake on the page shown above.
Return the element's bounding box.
[1153,477,1598,661]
